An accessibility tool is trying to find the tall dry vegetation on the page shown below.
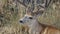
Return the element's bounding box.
[0,0,60,34]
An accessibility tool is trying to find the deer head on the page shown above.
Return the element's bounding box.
[19,5,45,26]
[18,0,52,26]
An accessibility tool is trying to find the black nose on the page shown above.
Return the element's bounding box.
[20,20,23,23]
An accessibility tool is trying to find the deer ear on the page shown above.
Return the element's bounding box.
[26,6,34,15]
[33,6,44,16]
[33,11,44,18]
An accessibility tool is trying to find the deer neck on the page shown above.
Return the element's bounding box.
[28,19,44,33]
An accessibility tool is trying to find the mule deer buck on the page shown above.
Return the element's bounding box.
[18,0,60,34]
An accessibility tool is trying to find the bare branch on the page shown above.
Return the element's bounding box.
[45,0,52,7]
[17,0,27,7]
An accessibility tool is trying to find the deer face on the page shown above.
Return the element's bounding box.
[19,5,44,26]
[19,14,37,25]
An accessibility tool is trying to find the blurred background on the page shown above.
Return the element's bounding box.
[0,0,60,34]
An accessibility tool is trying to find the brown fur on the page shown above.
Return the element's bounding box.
[41,26,60,34]
[23,23,60,34]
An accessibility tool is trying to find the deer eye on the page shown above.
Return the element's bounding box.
[29,17,33,19]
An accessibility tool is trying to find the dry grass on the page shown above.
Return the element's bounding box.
[0,0,60,34]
